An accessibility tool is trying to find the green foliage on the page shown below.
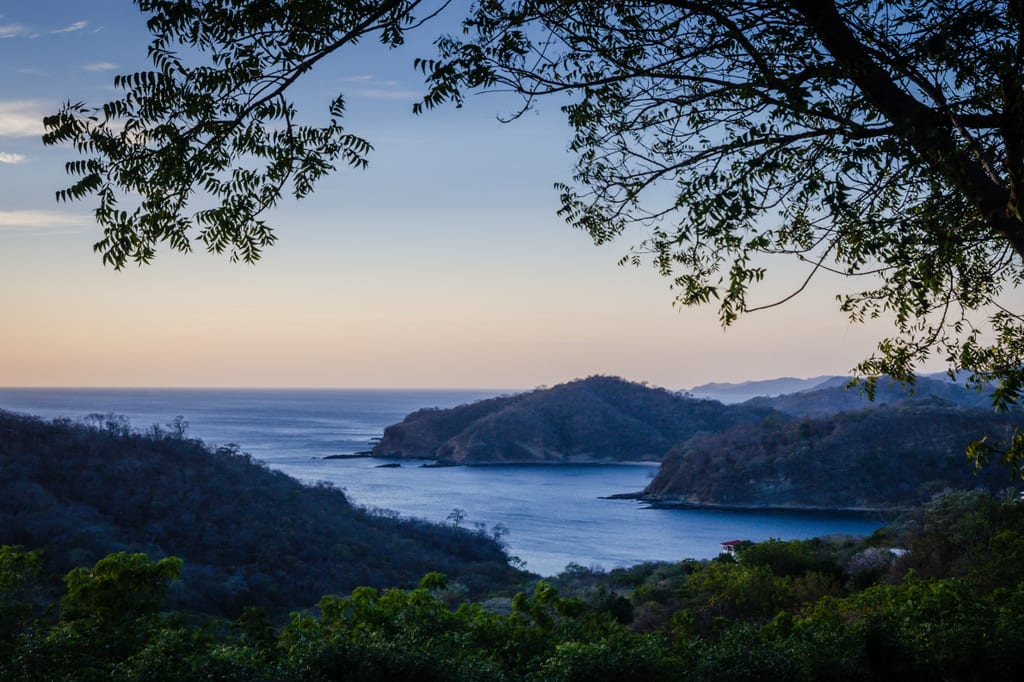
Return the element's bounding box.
[785,578,1015,681]
[0,545,43,605]
[0,546,44,669]
[420,571,449,591]
[735,539,847,606]
[7,495,1024,682]
[684,561,791,623]
[10,553,182,681]
[280,586,509,682]
[889,488,1024,588]
[61,552,182,623]
[528,631,675,682]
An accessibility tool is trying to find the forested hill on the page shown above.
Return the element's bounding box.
[372,376,776,463]
[644,403,1024,510]
[741,374,994,417]
[0,410,522,617]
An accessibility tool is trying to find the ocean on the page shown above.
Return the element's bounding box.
[0,388,885,576]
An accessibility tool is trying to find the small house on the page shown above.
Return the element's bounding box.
[720,540,747,556]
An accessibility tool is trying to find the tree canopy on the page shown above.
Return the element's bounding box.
[9,492,1024,680]
[42,0,1024,400]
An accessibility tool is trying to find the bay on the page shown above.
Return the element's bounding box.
[0,388,885,576]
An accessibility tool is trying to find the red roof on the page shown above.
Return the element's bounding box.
[720,540,747,547]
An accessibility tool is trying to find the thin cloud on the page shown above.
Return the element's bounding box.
[0,152,26,164]
[352,88,421,100]
[0,23,30,38]
[341,75,401,87]
[50,20,88,34]
[0,101,49,137]
[342,76,419,100]
[0,210,92,230]
[83,62,118,72]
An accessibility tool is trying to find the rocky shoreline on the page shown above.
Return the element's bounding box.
[603,492,902,516]
[321,452,372,460]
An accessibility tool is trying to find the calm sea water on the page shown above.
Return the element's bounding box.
[0,388,885,576]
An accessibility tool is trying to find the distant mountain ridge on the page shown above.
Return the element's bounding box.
[745,374,995,417]
[685,376,840,403]
[685,372,995,413]
[372,375,775,464]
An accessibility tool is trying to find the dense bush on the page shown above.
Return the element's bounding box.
[6,502,1024,682]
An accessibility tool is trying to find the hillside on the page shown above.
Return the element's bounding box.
[743,374,994,417]
[0,410,522,617]
[643,403,1024,510]
[366,392,525,459]
[372,376,776,463]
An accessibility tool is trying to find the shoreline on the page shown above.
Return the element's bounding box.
[366,457,662,466]
[603,492,904,517]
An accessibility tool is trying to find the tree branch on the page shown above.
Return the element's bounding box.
[786,0,1024,260]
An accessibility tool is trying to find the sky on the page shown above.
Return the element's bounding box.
[0,1,923,390]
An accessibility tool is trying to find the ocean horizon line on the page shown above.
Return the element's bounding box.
[0,385,523,393]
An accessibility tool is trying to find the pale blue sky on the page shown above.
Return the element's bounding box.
[0,1,901,389]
